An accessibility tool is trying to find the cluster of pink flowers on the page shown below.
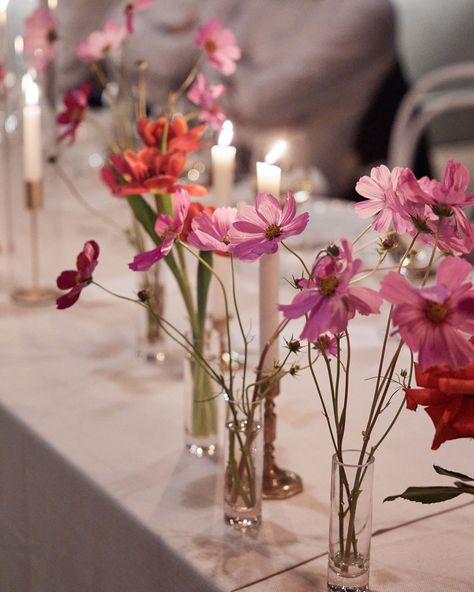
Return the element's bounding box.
[127,190,308,271]
[355,160,474,255]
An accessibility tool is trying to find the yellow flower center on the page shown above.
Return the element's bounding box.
[318,275,339,296]
[265,224,282,240]
[425,301,448,323]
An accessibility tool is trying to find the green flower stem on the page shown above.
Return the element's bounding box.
[281,241,311,276]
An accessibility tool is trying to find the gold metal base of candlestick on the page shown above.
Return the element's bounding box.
[11,287,58,307]
[25,180,43,210]
[263,463,303,500]
[262,375,304,500]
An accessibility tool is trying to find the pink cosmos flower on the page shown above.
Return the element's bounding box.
[399,161,474,254]
[125,0,155,34]
[57,83,91,144]
[279,240,382,342]
[228,192,309,261]
[195,18,241,76]
[77,20,127,62]
[56,241,99,309]
[380,257,474,370]
[187,73,227,131]
[188,206,237,254]
[129,189,190,271]
[24,8,58,71]
[355,165,414,234]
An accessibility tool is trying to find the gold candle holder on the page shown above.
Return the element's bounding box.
[11,180,57,306]
[262,376,303,499]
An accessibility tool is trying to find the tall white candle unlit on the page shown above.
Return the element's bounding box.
[257,161,281,371]
[23,78,42,182]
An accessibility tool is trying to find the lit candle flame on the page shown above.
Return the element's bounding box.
[14,35,24,56]
[48,0,58,9]
[264,139,287,165]
[23,74,40,106]
[218,120,233,147]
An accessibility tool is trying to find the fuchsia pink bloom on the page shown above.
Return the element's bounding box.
[188,207,237,254]
[56,241,100,309]
[355,165,412,234]
[228,192,309,261]
[187,73,227,131]
[279,240,382,342]
[57,83,91,144]
[125,0,155,34]
[195,18,241,76]
[399,161,474,254]
[24,7,58,71]
[77,20,127,62]
[129,189,190,271]
[380,257,474,370]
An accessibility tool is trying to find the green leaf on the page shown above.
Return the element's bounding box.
[433,465,474,482]
[197,251,213,332]
[454,481,474,494]
[384,486,465,504]
[127,195,159,245]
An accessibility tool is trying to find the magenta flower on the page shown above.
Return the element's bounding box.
[279,240,382,341]
[125,0,155,34]
[380,257,474,370]
[187,73,227,131]
[129,189,190,271]
[195,18,241,76]
[188,206,237,254]
[24,8,58,71]
[77,20,127,62]
[228,192,309,261]
[355,165,414,234]
[56,241,100,309]
[57,83,91,144]
[399,163,474,254]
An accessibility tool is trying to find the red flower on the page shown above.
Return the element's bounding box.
[101,147,207,197]
[180,201,215,243]
[137,115,207,153]
[404,338,474,449]
[56,241,99,309]
[57,83,91,144]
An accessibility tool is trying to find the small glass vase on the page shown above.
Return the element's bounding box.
[224,401,263,530]
[136,263,167,364]
[183,340,219,457]
[328,450,375,592]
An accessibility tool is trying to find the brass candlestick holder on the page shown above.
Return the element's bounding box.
[262,376,303,499]
[11,180,57,306]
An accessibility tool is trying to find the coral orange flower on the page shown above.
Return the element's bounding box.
[101,148,207,197]
[404,342,474,449]
[137,115,207,153]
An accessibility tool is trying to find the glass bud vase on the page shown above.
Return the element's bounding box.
[183,339,219,457]
[224,401,263,530]
[328,450,375,592]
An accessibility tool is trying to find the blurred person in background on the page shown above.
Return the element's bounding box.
[57,0,430,197]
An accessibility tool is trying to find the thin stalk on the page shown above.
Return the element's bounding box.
[281,241,311,276]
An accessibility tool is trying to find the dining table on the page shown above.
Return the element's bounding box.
[0,127,473,592]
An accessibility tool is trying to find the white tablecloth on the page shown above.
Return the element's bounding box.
[0,140,473,591]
